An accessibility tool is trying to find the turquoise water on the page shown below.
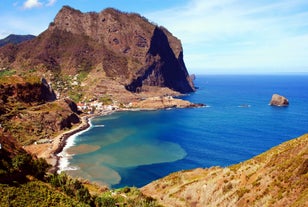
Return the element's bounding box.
[60,74,308,188]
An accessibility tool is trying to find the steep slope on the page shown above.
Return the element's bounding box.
[142,134,308,207]
[0,75,80,145]
[0,34,35,47]
[0,6,195,101]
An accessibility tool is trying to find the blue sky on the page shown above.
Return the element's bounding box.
[1,0,308,74]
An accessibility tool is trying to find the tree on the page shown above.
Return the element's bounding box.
[32,158,50,179]
[12,153,32,173]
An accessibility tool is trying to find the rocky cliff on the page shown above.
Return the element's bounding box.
[0,76,56,115]
[0,6,195,101]
[0,76,79,145]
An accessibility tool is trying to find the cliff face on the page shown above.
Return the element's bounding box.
[142,134,308,207]
[0,76,79,145]
[0,77,55,104]
[0,6,195,95]
[0,76,56,115]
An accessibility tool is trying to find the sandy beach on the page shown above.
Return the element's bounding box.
[24,114,92,173]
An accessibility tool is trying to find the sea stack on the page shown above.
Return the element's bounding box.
[269,94,289,106]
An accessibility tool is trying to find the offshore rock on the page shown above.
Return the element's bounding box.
[269,94,289,106]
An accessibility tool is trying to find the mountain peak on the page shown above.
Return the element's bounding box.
[0,6,195,101]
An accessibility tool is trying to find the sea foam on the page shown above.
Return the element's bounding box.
[57,118,94,173]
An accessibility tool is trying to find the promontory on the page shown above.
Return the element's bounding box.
[0,6,195,104]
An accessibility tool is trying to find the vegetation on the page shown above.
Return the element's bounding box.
[0,149,50,184]
[0,69,16,78]
[0,181,89,207]
[99,95,113,105]
[141,135,308,206]
[0,140,160,207]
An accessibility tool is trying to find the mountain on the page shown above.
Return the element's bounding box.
[0,6,195,103]
[0,34,36,47]
[142,134,308,207]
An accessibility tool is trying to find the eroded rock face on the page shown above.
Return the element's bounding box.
[269,94,289,106]
[0,77,56,107]
[0,6,195,94]
[0,77,79,145]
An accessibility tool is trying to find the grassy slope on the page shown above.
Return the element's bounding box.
[0,181,88,207]
[142,134,308,207]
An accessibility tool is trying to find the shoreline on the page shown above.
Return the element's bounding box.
[25,97,203,175]
[24,113,98,174]
[50,115,91,173]
[50,111,115,173]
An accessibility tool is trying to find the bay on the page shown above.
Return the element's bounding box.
[60,74,308,188]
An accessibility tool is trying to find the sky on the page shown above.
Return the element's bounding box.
[1,0,308,74]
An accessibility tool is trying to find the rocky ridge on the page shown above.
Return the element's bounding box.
[142,134,308,207]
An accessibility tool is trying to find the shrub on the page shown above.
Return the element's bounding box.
[12,153,32,173]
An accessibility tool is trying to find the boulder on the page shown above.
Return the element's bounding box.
[269,94,289,106]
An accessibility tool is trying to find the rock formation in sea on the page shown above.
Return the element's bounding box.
[0,6,195,102]
[269,94,289,106]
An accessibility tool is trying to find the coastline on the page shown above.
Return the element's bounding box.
[24,96,203,175]
[51,111,115,173]
[24,114,95,174]
[50,115,91,173]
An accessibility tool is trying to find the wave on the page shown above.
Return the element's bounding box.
[237,104,251,108]
[57,117,94,173]
[93,124,105,127]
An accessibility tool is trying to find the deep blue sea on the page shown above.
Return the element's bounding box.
[59,74,308,188]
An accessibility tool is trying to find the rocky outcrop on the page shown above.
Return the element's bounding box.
[131,96,204,109]
[0,76,79,145]
[269,94,289,106]
[125,27,195,93]
[142,134,308,207]
[0,76,56,107]
[0,6,195,95]
[41,78,57,102]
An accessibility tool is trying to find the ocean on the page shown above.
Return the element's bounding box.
[58,74,308,188]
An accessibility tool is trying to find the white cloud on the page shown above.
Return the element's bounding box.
[46,0,57,7]
[23,0,42,9]
[21,0,57,9]
[146,0,308,73]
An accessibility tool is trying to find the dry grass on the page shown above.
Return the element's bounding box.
[142,134,308,207]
